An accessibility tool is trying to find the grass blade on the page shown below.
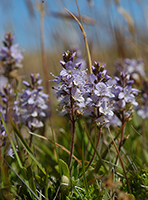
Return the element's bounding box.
[0,113,23,169]
[12,121,46,175]
[4,159,40,200]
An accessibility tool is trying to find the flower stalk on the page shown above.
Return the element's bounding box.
[68,89,76,169]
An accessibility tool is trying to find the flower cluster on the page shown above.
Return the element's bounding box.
[0,104,7,137]
[0,84,16,159]
[52,50,87,116]
[14,73,49,130]
[108,71,139,126]
[52,51,140,127]
[136,80,148,119]
[70,45,87,70]
[83,62,115,126]
[0,33,23,77]
[115,58,145,81]
[52,52,116,126]
[0,84,12,136]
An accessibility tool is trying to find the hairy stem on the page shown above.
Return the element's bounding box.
[68,89,75,169]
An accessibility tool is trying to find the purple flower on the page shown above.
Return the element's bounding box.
[115,58,145,81]
[4,32,14,43]
[0,84,12,136]
[124,58,145,78]
[14,73,49,130]
[118,85,138,106]
[0,33,23,76]
[105,114,122,127]
[99,99,114,116]
[52,50,87,116]
[106,71,139,127]
[10,44,23,68]
[70,45,87,70]
[0,104,7,136]
[136,80,148,119]
[7,145,18,159]
[0,75,8,93]
[137,105,148,119]
[83,62,115,126]
[94,82,114,98]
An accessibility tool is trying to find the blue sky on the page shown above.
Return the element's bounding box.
[0,0,147,51]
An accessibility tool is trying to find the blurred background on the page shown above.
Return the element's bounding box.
[0,0,148,79]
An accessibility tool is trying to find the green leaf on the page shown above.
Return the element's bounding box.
[104,188,108,200]
[59,159,69,178]
[5,159,40,200]
[26,165,38,197]
[0,113,23,169]
[12,121,46,175]
[72,162,79,180]
[82,133,88,194]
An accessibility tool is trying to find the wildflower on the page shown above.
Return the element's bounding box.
[0,75,8,93]
[14,73,49,130]
[0,33,23,77]
[124,58,145,78]
[70,45,87,70]
[115,58,145,81]
[136,80,148,119]
[0,84,12,136]
[52,50,87,116]
[83,62,115,126]
[118,85,138,107]
[108,71,139,126]
[137,105,148,119]
[7,145,18,159]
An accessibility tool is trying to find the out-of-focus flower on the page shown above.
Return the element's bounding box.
[0,75,8,93]
[7,145,18,159]
[14,73,49,130]
[0,84,12,137]
[0,82,18,159]
[0,106,6,136]
[136,80,148,119]
[70,45,87,70]
[0,33,23,77]
[124,58,145,78]
[137,105,148,119]
[115,58,145,81]
[108,71,139,126]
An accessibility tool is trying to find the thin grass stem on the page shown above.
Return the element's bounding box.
[39,3,57,160]
[107,127,132,194]
[29,131,82,166]
[65,8,92,74]
[85,128,102,171]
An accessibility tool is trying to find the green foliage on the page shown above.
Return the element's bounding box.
[122,168,148,199]
[66,184,103,200]
[59,159,69,178]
